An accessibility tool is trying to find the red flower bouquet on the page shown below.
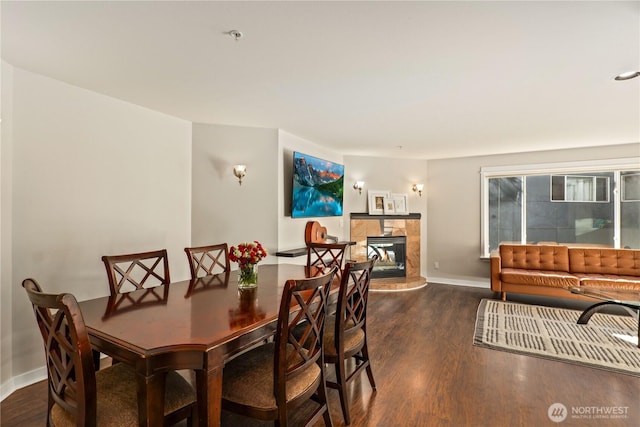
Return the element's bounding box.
[229,241,268,287]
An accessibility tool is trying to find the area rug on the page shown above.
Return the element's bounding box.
[473,299,640,377]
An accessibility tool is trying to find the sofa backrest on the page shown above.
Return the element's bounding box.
[499,244,569,272]
[569,248,640,277]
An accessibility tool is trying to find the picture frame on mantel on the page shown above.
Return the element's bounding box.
[368,190,389,215]
[383,197,396,214]
[390,193,409,215]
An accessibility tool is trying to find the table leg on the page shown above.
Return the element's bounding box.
[576,301,611,324]
[196,349,224,427]
[136,371,166,427]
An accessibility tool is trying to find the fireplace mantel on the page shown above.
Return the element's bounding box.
[350,213,421,220]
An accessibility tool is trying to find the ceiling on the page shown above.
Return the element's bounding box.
[2,1,639,160]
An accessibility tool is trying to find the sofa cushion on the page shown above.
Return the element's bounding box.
[569,248,640,277]
[574,273,640,291]
[500,268,579,288]
[500,245,569,272]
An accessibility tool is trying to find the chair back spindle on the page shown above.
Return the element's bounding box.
[306,242,348,282]
[101,249,170,296]
[184,243,230,279]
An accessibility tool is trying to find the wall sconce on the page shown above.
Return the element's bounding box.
[233,164,247,185]
[614,71,640,81]
[353,181,365,195]
[412,183,424,197]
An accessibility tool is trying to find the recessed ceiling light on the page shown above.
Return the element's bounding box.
[614,71,640,81]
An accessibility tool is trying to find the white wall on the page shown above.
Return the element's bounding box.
[2,65,192,397]
[343,155,428,276]
[426,143,640,287]
[191,123,279,261]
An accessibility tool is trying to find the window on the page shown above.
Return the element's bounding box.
[551,175,609,202]
[487,177,523,248]
[622,173,640,202]
[481,158,640,257]
[621,172,640,249]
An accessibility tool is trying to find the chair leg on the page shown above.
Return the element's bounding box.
[276,406,287,427]
[334,358,351,425]
[47,391,54,427]
[361,343,376,390]
[92,349,101,370]
[317,368,333,427]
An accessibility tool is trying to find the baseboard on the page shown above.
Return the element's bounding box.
[1,365,47,402]
[1,378,15,402]
[427,276,490,289]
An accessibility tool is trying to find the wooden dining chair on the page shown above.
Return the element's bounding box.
[306,242,348,283]
[324,256,378,425]
[184,243,230,279]
[101,249,170,296]
[221,267,338,427]
[22,278,197,427]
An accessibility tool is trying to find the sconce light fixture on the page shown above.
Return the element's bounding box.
[233,164,247,185]
[353,181,365,195]
[412,183,424,197]
[614,71,640,81]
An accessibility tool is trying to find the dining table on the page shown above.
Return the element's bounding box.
[78,263,333,427]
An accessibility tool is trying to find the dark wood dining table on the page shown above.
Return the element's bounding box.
[78,263,331,427]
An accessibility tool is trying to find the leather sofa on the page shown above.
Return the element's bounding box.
[490,244,640,301]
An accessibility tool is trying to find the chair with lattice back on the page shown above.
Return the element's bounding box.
[184,243,230,279]
[306,242,348,282]
[324,255,378,425]
[101,249,170,296]
[22,278,196,426]
[221,267,337,427]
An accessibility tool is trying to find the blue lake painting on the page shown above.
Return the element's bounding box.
[291,152,344,218]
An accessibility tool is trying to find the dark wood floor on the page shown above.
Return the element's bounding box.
[3,283,639,426]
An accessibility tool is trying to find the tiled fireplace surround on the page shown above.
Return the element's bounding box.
[350,213,423,289]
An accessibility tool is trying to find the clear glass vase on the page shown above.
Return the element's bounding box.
[238,263,258,288]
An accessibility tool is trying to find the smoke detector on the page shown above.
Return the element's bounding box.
[229,30,243,41]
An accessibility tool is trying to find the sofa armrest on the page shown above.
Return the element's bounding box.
[490,250,502,292]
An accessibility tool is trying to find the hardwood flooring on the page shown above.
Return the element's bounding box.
[2,283,638,426]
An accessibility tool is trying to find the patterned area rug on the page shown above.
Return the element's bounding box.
[473,299,640,377]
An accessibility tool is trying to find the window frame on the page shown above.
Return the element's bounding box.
[480,157,640,258]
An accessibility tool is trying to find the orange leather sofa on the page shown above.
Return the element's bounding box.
[490,244,640,301]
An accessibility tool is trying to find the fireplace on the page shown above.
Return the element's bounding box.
[350,213,422,288]
[367,236,406,278]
